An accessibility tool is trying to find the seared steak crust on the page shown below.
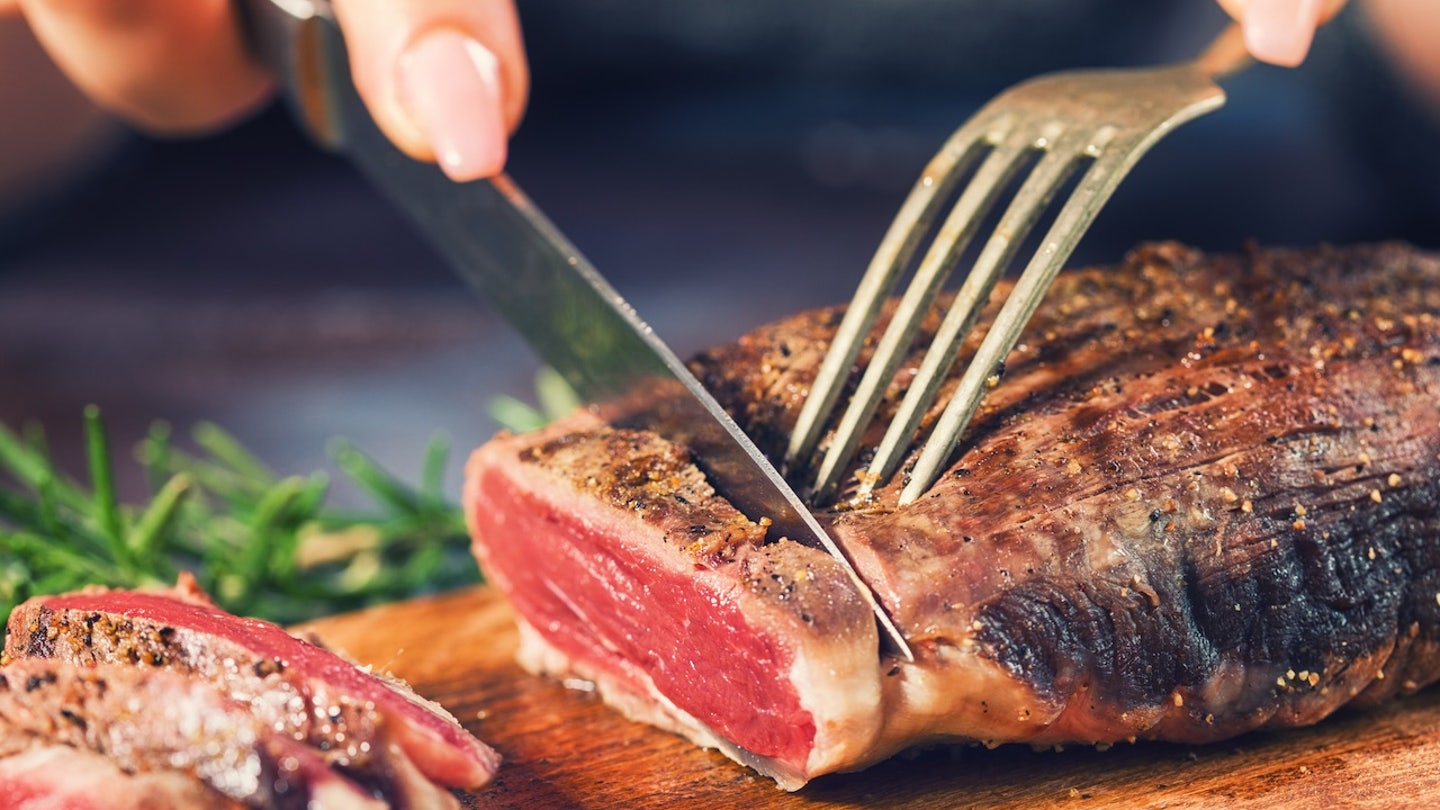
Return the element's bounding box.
[692,242,1440,744]
[469,242,1440,785]
[518,428,769,560]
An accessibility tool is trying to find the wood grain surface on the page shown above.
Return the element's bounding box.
[300,587,1440,808]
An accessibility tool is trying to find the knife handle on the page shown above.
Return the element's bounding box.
[239,0,347,151]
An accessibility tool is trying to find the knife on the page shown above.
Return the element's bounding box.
[241,0,913,661]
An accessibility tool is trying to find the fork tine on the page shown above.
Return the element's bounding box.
[783,118,1003,475]
[894,135,1145,505]
[797,25,1242,507]
[853,129,1099,502]
[806,130,1037,501]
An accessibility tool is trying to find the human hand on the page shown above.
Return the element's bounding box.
[3,0,528,182]
[1217,0,1349,67]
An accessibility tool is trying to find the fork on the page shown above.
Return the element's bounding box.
[784,25,1252,507]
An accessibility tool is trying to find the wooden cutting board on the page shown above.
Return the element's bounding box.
[300,587,1440,808]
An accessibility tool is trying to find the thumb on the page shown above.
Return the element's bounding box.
[1216,0,1349,67]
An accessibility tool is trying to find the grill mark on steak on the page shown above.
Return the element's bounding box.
[469,242,1440,785]
[519,428,768,560]
[706,241,1440,733]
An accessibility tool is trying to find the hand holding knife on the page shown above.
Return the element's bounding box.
[239,0,914,660]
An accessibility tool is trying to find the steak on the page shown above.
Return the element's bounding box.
[0,746,246,810]
[464,242,1440,788]
[0,658,388,809]
[2,576,499,807]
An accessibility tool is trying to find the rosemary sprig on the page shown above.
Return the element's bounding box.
[0,410,479,625]
[486,367,580,433]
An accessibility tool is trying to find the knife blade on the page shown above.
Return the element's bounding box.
[242,0,913,661]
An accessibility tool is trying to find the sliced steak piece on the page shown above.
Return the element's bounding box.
[4,574,499,793]
[0,658,389,809]
[0,746,245,810]
[465,242,1440,788]
[469,425,881,787]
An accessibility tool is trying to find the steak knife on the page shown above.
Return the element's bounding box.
[242,0,913,660]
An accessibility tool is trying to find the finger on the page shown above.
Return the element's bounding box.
[1365,0,1440,110]
[1216,0,1349,67]
[333,0,528,181]
[17,0,273,133]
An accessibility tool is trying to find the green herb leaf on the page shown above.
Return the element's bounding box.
[0,410,480,625]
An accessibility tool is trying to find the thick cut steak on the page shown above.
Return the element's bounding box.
[465,243,1440,788]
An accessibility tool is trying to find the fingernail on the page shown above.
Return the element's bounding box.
[1243,0,1323,67]
[398,30,506,181]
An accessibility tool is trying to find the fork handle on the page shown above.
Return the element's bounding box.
[1195,23,1254,79]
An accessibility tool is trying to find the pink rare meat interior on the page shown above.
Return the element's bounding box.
[471,457,816,766]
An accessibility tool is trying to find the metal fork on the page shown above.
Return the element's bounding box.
[785,25,1251,507]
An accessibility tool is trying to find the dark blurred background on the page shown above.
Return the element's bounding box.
[1,0,1436,501]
